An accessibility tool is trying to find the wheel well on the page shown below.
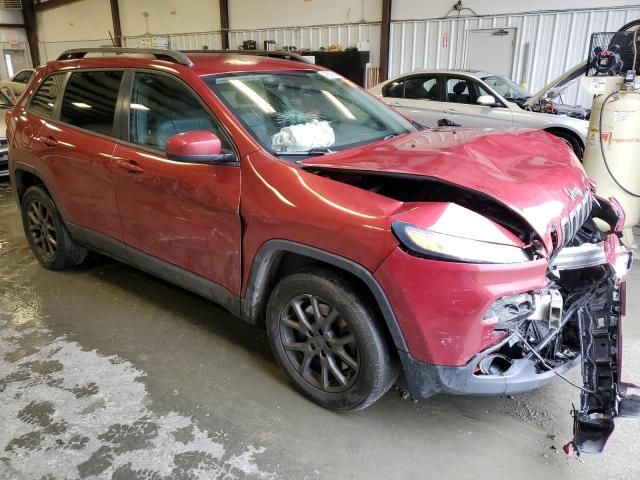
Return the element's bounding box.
[14,169,47,203]
[253,250,398,352]
[544,127,583,147]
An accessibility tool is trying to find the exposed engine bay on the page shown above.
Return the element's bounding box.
[307,166,638,455]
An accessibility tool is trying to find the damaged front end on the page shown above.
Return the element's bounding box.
[479,195,638,454]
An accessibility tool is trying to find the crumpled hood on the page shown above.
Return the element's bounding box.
[300,128,590,253]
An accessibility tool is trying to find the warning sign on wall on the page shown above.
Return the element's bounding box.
[441,32,449,48]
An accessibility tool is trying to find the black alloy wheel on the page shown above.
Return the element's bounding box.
[279,293,360,392]
[26,199,58,261]
[21,185,86,270]
[267,268,398,411]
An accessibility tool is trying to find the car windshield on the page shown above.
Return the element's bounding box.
[204,70,416,155]
[481,75,531,103]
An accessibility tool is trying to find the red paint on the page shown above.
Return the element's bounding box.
[165,130,222,159]
[6,52,629,371]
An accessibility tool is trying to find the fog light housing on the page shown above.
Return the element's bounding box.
[484,293,535,331]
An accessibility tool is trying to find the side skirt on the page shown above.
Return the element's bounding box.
[67,224,241,318]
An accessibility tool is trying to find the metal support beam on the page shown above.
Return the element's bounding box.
[219,0,230,50]
[379,0,392,82]
[110,0,122,47]
[23,0,40,66]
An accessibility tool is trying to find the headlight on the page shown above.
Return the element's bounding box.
[392,221,531,264]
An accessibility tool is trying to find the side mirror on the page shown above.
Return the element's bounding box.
[477,95,497,106]
[165,130,235,164]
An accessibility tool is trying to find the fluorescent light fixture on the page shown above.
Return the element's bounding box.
[71,102,92,109]
[229,79,275,114]
[130,103,150,111]
[321,90,356,120]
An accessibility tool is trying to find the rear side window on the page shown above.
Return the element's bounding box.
[30,73,66,118]
[60,70,124,137]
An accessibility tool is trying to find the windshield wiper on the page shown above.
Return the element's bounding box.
[274,147,335,157]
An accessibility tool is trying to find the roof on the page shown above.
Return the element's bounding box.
[386,69,496,80]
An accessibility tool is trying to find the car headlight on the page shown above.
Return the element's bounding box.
[392,221,531,264]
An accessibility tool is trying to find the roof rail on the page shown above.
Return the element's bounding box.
[180,49,313,64]
[57,48,193,66]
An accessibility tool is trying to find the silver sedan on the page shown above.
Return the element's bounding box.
[369,67,589,157]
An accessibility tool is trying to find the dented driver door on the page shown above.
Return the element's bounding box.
[111,70,242,296]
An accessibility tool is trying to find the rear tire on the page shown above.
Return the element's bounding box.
[266,268,397,411]
[21,186,86,270]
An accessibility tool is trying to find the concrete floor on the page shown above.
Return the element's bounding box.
[0,181,638,480]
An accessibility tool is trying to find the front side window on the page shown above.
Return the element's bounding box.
[128,72,229,152]
[60,70,123,136]
[13,70,33,84]
[30,73,66,118]
[205,70,416,154]
[446,78,473,104]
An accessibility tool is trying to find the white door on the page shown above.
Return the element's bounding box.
[467,28,517,78]
[440,76,513,128]
[381,74,445,128]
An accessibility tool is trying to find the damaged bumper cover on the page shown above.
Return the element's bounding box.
[398,197,637,454]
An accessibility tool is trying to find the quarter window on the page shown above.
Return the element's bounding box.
[60,70,124,137]
[128,72,229,152]
[13,70,33,84]
[383,79,405,98]
[29,73,66,118]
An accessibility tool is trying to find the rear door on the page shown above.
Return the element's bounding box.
[441,75,513,128]
[111,71,242,294]
[381,74,445,127]
[34,69,124,242]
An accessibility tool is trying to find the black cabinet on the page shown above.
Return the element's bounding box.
[302,51,370,87]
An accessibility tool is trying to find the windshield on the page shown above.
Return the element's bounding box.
[204,70,416,154]
[481,75,531,103]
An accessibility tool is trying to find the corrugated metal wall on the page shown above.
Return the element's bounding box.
[389,6,640,107]
[39,22,379,66]
[39,39,112,64]
[227,22,381,66]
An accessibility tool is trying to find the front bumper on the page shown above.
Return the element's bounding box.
[379,196,636,454]
[399,342,581,398]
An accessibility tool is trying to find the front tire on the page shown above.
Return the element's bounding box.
[21,185,87,270]
[266,268,397,411]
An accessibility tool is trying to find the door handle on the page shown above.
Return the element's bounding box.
[40,135,58,147]
[443,108,458,114]
[116,159,144,174]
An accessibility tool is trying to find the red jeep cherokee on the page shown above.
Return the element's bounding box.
[6,48,635,454]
